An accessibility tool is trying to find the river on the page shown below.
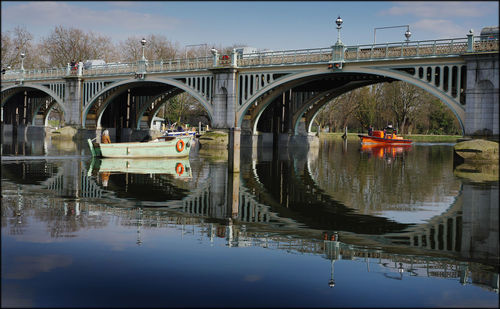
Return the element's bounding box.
[1,135,498,307]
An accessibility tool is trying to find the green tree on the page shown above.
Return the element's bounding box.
[427,100,461,134]
[381,81,424,134]
[353,85,382,130]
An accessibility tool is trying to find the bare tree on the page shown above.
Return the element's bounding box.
[1,26,35,69]
[119,34,180,62]
[39,26,116,67]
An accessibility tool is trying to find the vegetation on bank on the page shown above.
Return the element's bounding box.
[313,82,462,136]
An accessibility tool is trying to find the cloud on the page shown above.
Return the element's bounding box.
[412,19,467,38]
[380,1,497,18]
[2,254,73,279]
[1,2,181,41]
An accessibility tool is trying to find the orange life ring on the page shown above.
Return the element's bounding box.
[176,139,185,152]
[176,163,184,176]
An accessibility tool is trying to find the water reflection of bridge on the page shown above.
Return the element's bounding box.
[1,183,498,294]
[1,154,498,269]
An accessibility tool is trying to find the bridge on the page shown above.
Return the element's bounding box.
[1,29,498,151]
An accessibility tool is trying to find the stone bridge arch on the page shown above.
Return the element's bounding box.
[237,65,466,135]
[82,77,214,129]
[1,84,68,124]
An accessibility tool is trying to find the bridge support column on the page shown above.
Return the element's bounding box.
[63,76,83,127]
[463,53,499,137]
[16,124,27,141]
[212,68,241,172]
[227,171,240,219]
[211,68,238,128]
[26,125,47,139]
[228,127,240,173]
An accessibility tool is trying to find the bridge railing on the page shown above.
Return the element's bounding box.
[238,47,332,67]
[344,37,469,61]
[83,62,138,76]
[146,57,212,72]
[473,35,499,52]
[58,57,214,77]
[1,67,69,82]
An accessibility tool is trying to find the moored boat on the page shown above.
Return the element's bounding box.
[87,135,193,158]
[163,130,198,138]
[358,127,412,145]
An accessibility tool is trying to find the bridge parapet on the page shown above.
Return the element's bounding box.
[2,36,497,83]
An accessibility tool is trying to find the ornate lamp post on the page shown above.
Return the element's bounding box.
[373,25,411,44]
[141,38,147,61]
[20,52,25,72]
[137,38,147,76]
[405,29,412,42]
[331,16,345,68]
[335,16,343,45]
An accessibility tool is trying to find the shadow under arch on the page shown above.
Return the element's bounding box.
[236,66,466,135]
[82,77,214,129]
[1,85,68,122]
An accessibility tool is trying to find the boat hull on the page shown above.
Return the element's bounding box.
[88,136,192,158]
[358,134,412,145]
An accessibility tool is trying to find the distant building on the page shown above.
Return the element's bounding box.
[152,116,164,131]
[83,59,106,69]
[480,26,499,40]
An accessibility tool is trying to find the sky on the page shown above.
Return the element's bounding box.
[1,1,498,51]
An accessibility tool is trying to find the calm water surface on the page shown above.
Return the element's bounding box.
[1,136,498,308]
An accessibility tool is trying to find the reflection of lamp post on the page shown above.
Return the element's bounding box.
[141,38,147,61]
[329,259,336,288]
[325,232,339,288]
[20,52,25,72]
[136,208,143,246]
[398,262,404,279]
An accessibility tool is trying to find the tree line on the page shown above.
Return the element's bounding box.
[1,25,243,69]
[2,25,461,134]
[315,82,461,135]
